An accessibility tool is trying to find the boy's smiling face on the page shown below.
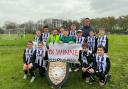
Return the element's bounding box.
[53,30,58,35]
[63,30,69,36]
[82,47,88,52]
[89,31,94,37]
[97,48,104,56]
[43,28,49,33]
[99,30,105,36]
[27,43,33,49]
[38,43,44,49]
[60,28,64,33]
[71,24,76,31]
[77,32,82,37]
[82,44,88,52]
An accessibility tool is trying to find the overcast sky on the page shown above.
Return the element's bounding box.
[0,0,128,26]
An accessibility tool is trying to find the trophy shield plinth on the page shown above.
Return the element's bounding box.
[47,61,69,89]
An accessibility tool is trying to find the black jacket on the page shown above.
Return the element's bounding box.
[79,50,94,68]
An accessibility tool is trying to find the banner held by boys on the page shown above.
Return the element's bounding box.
[48,43,82,63]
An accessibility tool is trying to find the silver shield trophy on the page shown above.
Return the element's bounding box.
[47,61,69,89]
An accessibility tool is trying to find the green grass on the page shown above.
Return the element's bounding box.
[0,34,128,89]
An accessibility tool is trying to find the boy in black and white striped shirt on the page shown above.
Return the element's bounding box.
[33,31,41,49]
[23,41,35,82]
[69,24,77,38]
[79,43,95,83]
[86,30,97,56]
[73,30,85,72]
[93,46,111,86]
[97,28,108,53]
[75,30,85,44]
[39,26,50,44]
[31,42,48,78]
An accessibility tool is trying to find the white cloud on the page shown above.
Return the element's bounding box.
[0,0,128,26]
[89,0,128,17]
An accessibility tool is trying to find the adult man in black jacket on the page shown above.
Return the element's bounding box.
[80,18,93,38]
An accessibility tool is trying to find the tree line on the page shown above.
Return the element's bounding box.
[1,15,128,34]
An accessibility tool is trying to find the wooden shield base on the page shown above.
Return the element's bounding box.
[47,61,69,89]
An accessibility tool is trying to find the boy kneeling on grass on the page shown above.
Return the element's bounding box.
[79,44,111,86]
[94,45,111,86]
[29,42,48,82]
[79,43,95,84]
[23,41,35,82]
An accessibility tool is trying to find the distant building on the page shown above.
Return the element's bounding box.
[43,19,65,29]
[36,20,44,30]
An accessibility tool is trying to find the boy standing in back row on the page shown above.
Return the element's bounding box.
[97,28,108,53]
[39,26,50,44]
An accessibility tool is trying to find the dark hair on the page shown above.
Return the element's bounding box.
[82,43,88,48]
[43,25,49,29]
[97,45,105,51]
[38,41,44,45]
[53,28,58,31]
[64,29,69,31]
[84,18,91,26]
[71,23,76,26]
[85,18,90,20]
[27,41,33,44]
[59,27,64,30]
[89,30,94,33]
